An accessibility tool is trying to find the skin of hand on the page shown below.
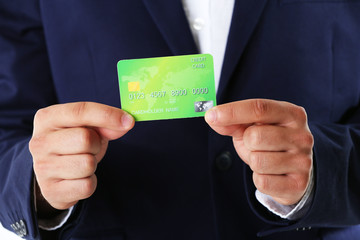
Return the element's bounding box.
[29,102,135,213]
[205,99,314,205]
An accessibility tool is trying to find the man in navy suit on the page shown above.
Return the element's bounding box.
[1,0,360,239]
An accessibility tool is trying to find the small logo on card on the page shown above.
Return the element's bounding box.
[194,101,213,112]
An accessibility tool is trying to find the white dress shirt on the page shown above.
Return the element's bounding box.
[182,0,234,90]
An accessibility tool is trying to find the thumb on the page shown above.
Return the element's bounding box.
[95,112,135,140]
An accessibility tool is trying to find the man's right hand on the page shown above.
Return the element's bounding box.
[29,102,134,213]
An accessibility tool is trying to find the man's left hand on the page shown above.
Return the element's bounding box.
[205,99,314,205]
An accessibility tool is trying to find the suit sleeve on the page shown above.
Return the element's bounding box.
[245,106,360,236]
[0,1,57,239]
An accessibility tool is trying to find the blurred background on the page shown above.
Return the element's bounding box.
[0,223,22,239]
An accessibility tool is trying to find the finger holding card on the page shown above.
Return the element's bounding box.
[205,99,314,205]
[30,102,135,212]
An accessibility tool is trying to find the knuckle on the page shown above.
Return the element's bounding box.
[292,155,312,176]
[38,181,77,209]
[250,153,264,173]
[253,99,268,120]
[292,106,308,124]
[33,159,49,176]
[81,155,97,176]
[292,175,309,192]
[246,127,262,148]
[229,106,237,123]
[80,176,97,199]
[101,107,122,128]
[299,154,313,172]
[101,106,115,121]
[39,181,56,200]
[33,108,49,125]
[72,102,88,119]
[253,174,268,192]
[29,135,44,153]
[78,128,94,148]
[295,131,314,151]
[303,132,314,148]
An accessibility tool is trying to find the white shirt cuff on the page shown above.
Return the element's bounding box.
[255,167,314,220]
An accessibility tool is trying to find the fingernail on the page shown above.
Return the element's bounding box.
[121,113,134,129]
[205,109,217,123]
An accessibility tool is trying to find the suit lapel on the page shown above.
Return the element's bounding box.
[217,0,269,103]
[142,0,268,102]
[142,0,198,55]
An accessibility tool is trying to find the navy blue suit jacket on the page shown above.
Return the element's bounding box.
[1,0,360,239]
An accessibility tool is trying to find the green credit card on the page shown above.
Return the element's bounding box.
[117,54,217,121]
